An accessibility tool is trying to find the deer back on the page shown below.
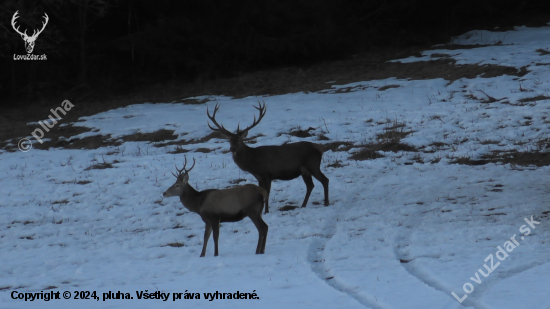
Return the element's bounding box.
[233,141,324,178]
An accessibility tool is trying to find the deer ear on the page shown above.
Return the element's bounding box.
[181,173,189,183]
[240,130,248,139]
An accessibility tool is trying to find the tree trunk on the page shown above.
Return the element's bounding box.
[79,1,88,85]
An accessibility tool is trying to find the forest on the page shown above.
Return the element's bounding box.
[0,0,549,107]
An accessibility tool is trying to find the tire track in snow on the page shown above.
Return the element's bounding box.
[307,196,391,309]
[393,233,490,309]
[458,259,550,308]
[394,222,550,309]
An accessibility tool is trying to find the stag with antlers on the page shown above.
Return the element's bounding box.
[207,102,329,213]
[11,10,49,54]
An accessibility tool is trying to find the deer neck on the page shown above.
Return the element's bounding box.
[179,184,202,213]
[232,142,254,169]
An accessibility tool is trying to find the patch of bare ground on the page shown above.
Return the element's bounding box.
[450,156,490,166]
[378,85,400,91]
[351,122,416,161]
[430,53,451,58]
[155,131,225,148]
[427,44,494,50]
[536,48,550,55]
[181,98,210,105]
[419,141,448,153]
[85,159,121,171]
[451,149,550,167]
[279,205,299,211]
[465,90,506,103]
[35,133,122,150]
[36,128,179,150]
[168,146,189,154]
[195,148,212,153]
[323,60,528,94]
[163,242,185,248]
[3,124,110,151]
[321,141,354,152]
[287,127,316,138]
[327,160,345,168]
[61,180,92,185]
[517,95,550,103]
[121,129,177,142]
[283,127,330,141]
[478,139,501,145]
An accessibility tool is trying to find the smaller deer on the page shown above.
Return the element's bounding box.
[163,157,268,257]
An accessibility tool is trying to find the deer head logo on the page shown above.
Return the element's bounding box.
[11,11,49,54]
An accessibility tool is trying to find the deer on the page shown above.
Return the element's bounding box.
[11,11,49,54]
[163,157,268,257]
[207,101,329,214]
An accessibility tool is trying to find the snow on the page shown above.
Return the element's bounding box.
[2,24,550,309]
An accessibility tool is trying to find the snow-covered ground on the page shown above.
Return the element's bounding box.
[2,24,550,309]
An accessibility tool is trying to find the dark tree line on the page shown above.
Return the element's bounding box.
[0,0,548,106]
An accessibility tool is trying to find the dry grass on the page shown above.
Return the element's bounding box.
[195,148,212,153]
[321,141,354,152]
[279,205,299,211]
[155,132,225,148]
[164,242,185,248]
[168,146,190,154]
[517,95,550,103]
[451,149,550,167]
[378,85,400,91]
[351,121,416,161]
[122,129,177,143]
[536,48,550,55]
[85,158,120,171]
[327,160,345,168]
[287,127,316,138]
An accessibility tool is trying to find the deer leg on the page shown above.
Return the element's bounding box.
[257,178,271,214]
[301,174,314,208]
[312,171,330,206]
[261,219,268,253]
[249,213,268,254]
[212,218,220,256]
[200,221,212,257]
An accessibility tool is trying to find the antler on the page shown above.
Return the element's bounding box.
[11,11,26,37]
[207,103,233,136]
[11,11,48,39]
[240,101,266,133]
[32,12,49,39]
[172,156,196,178]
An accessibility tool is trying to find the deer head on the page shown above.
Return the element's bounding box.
[12,11,49,54]
[207,101,266,152]
[163,157,196,197]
